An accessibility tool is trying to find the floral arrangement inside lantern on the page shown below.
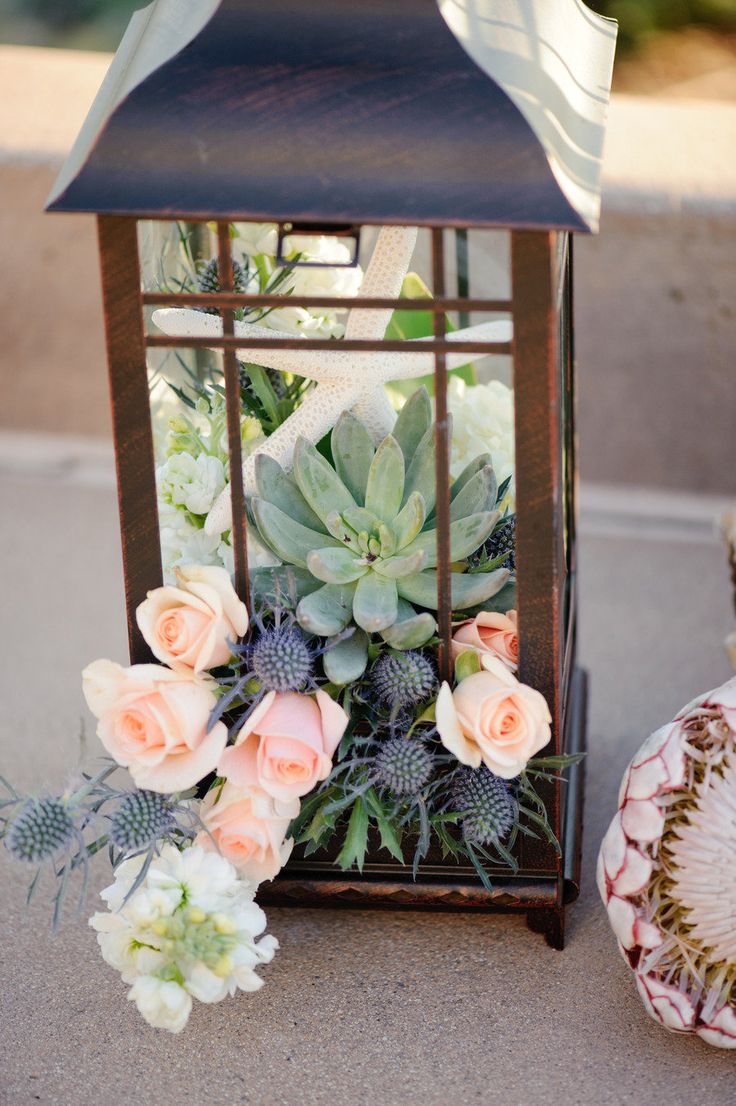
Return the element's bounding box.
[1,223,574,1033]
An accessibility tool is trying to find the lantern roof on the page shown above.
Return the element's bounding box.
[47,0,617,232]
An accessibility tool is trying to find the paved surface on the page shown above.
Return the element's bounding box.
[1,471,735,1106]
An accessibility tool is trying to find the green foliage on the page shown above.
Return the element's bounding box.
[593,0,736,51]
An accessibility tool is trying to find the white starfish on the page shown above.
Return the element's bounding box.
[152,226,512,536]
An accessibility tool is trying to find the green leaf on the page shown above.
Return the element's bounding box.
[402,511,497,568]
[396,566,509,610]
[372,548,428,579]
[449,465,497,521]
[352,572,398,633]
[455,650,481,682]
[249,565,322,609]
[379,609,436,649]
[451,454,493,500]
[341,506,382,535]
[296,582,355,635]
[402,423,438,517]
[392,386,432,459]
[254,454,323,530]
[307,547,368,585]
[252,498,338,567]
[292,436,356,526]
[331,410,376,503]
[336,797,369,872]
[322,629,369,684]
[365,435,405,521]
[392,491,426,551]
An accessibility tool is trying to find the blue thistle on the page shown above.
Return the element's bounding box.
[108,790,178,853]
[5,797,76,863]
[250,623,314,692]
[374,737,434,796]
[370,651,437,712]
[196,257,248,314]
[453,767,516,845]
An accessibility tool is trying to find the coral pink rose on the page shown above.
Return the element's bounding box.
[198,782,297,884]
[82,659,227,793]
[436,656,550,779]
[451,610,518,672]
[136,564,248,674]
[218,690,348,802]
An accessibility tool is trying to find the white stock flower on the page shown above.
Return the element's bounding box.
[158,452,227,516]
[446,378,515,512]
[128,976,192,1033]
[89,844,278,1034]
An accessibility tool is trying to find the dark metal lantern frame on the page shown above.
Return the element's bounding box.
[48,0,617,949]
[96,215,584,949]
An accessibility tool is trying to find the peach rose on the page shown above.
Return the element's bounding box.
[198,782,297,884]
[82,659,227,792]
[451,610,518,672]
[136,565,248,674]
[218,690,348,802]
[436,656,550,779]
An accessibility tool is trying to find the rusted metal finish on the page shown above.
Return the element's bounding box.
[217,222,250,612]
[431,228,453,683]
[142,292,512,313]
[511,230,564,878]
[258,875,560,911]
[97,215,162,663]
[146,336,514,355]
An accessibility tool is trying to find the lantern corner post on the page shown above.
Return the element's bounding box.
[97,214,163,664]
[511,229,570,938]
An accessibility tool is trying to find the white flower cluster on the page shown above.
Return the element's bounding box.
[235,222,363,338]
[155,398,279,580]
[446,377,516,513]
[89,844,278,1033]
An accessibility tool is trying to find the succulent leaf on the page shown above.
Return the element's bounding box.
[342,506,382,535]
[396,566,510,610]
[250,565,322,609]
[252,499,339,567]
[402,511,498,568]
[325,510,359,549]
[323,628,369,684]
[364,434,405,521]
[372,549,428,579]
[451,453,493,499]
[296,582,355,636]
[392,491,427,550]
[254,454,323,530]
[449,465,497,521]
[379,606,436,649]
[353,573,399,633]
[307,547,370,585]
[402,416,451,518]
[378,523,396,559]
[393,387,432,459]
[331,410,376,503]
[293,436,356,525]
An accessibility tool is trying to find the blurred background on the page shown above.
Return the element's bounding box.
[1,0,735,96]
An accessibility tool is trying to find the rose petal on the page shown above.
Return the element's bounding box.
[435,682,481,767]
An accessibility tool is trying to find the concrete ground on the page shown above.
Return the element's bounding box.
[1,468,735,1106]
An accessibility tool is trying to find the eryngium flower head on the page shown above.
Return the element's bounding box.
[108,790,178,853]
[374,737,434,796]
[370,651,437,711]
[484,517,516,571]
[598,674,736,1048]
[197,257,248,314]
[453,767,516,845]
[250,623,314,691]
[6,797,76,863]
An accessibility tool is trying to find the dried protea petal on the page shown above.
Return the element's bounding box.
[599,674,736,1048]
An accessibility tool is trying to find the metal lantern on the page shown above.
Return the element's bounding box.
[47,0,617,948]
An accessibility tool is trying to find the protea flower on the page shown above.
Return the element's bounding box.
[598,675,736,1048]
